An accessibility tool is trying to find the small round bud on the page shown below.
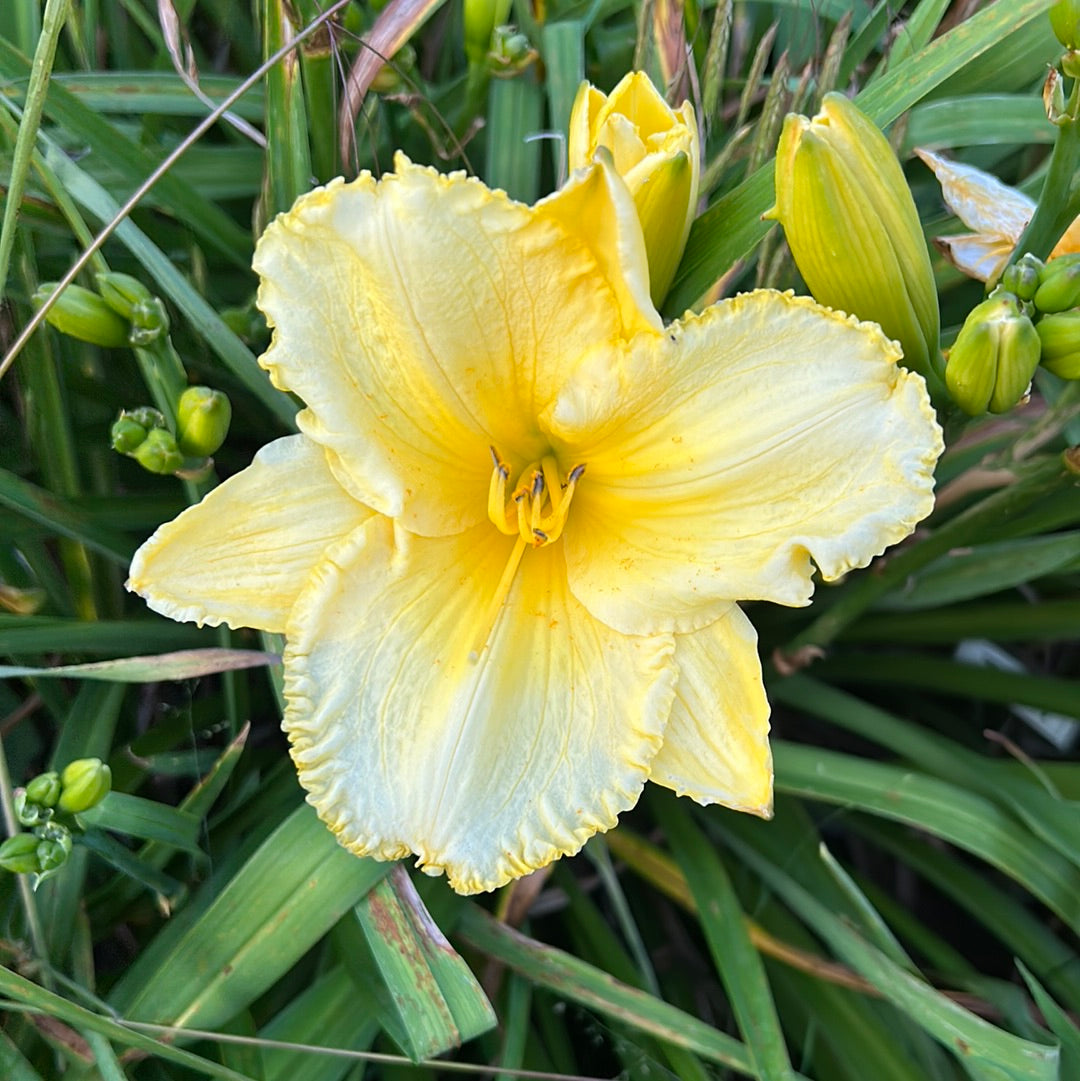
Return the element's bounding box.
[111,415,149,454]
[131,429,184,476]
[1000,254,1044,301]
[1033,255,1080,313]
[1036,308,1080,378]
[25,771,62,808]
[35,824,72,873]
[57,758,112,814]
[33,282,130,348]
[0,833,43,875]
[176,386,232,457]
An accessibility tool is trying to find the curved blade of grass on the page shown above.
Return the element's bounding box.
[773,740,1080,932]
[1018,964,1080,1077]
[0,648,279,682]
[0,967,257,1081]
[655,796,795,1081]
[722,833,1059,1081]
[0,36,251,267]
[456,903,810,1079]
[49,73,264,119]
[80,792,201,852]
[903,95,1048,150]
[0,0,71,297]
[0,616,208,655]
[840,600,1080,644]
[109,804,388,1029]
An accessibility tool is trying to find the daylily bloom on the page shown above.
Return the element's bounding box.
[916,147,1080,282]
[128,154,942,894]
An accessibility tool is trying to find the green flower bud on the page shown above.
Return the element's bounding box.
[25,771,61,808]
[57,758,112,814]
[111,415,149,454]
[1050,0,1080,48]
[1036,308,1080,378]
[176,386,232,457]
[1033,254,1080,313]
[13,790,48,827]
[463,0,512,64]
[97,273,170,345]
[1000,254,1044,301]
[0,833,43,875]
[946,293,1042,414]
[488,27,536,74]
[33,282,130,348]
[131,428,184,476]
[35,824,72,873]
[772,93,941,383]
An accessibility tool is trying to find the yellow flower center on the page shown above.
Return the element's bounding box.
[487,447,585,548]
[471,447,585,661]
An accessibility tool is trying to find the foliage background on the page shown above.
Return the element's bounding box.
[2,0,1079,1078]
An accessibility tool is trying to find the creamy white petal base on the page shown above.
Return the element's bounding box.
[283,518,678,894]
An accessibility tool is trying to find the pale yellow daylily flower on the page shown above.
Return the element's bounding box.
[128,154,943,894]
[917,147,1080,282]
[569,71,700,306]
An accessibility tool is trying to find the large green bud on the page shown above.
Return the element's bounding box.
[772,93,941,383]
[33,282,130,348]
[946,292,1042,414]
[0,833,43,875]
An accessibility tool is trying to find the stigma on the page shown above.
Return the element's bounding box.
[487,447,585,547]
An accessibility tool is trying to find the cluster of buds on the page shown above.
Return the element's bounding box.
[1,759,111,887]
[34,272,169,349]
[111,386,232,476]
[945,253,1080,414]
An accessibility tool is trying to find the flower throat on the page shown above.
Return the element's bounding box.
[470,448,585,661]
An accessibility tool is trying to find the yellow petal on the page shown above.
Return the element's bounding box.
[127,435,371,632]
[600,71,681,145]
[1050,212,1080,258]
[536,155,661,336]
[650,606,773,816]
[567,81,606,170]
[547,291,943,635]
[916,148,1032,243]
[283,518,677,894]
[254,155,639,539]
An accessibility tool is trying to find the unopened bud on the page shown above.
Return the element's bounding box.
[33,282,130,348]
[772,94,940,382]
[1036,308,1080,378]
[95,272,170,346]
[176,386,232,457]
[0,833,42,875]
[13,790,48,827]
[131,428,184,475]
[946,292,1041,414]
[35,824,72,874]
[1000,254,1045,301]
[1033,254,1080,313]
[57,758,112,814]
[463,0,512,64]
[25,771,61,808]
[111,407,167,455]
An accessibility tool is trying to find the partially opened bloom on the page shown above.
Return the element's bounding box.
[569,72,700,306]
[129,154,942,894]
[916,147,1080,282]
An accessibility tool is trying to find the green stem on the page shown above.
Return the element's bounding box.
[0,740,53,988]
[782,454,1072,655]
[1010,74,1080,265]
[0,0,72,298]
